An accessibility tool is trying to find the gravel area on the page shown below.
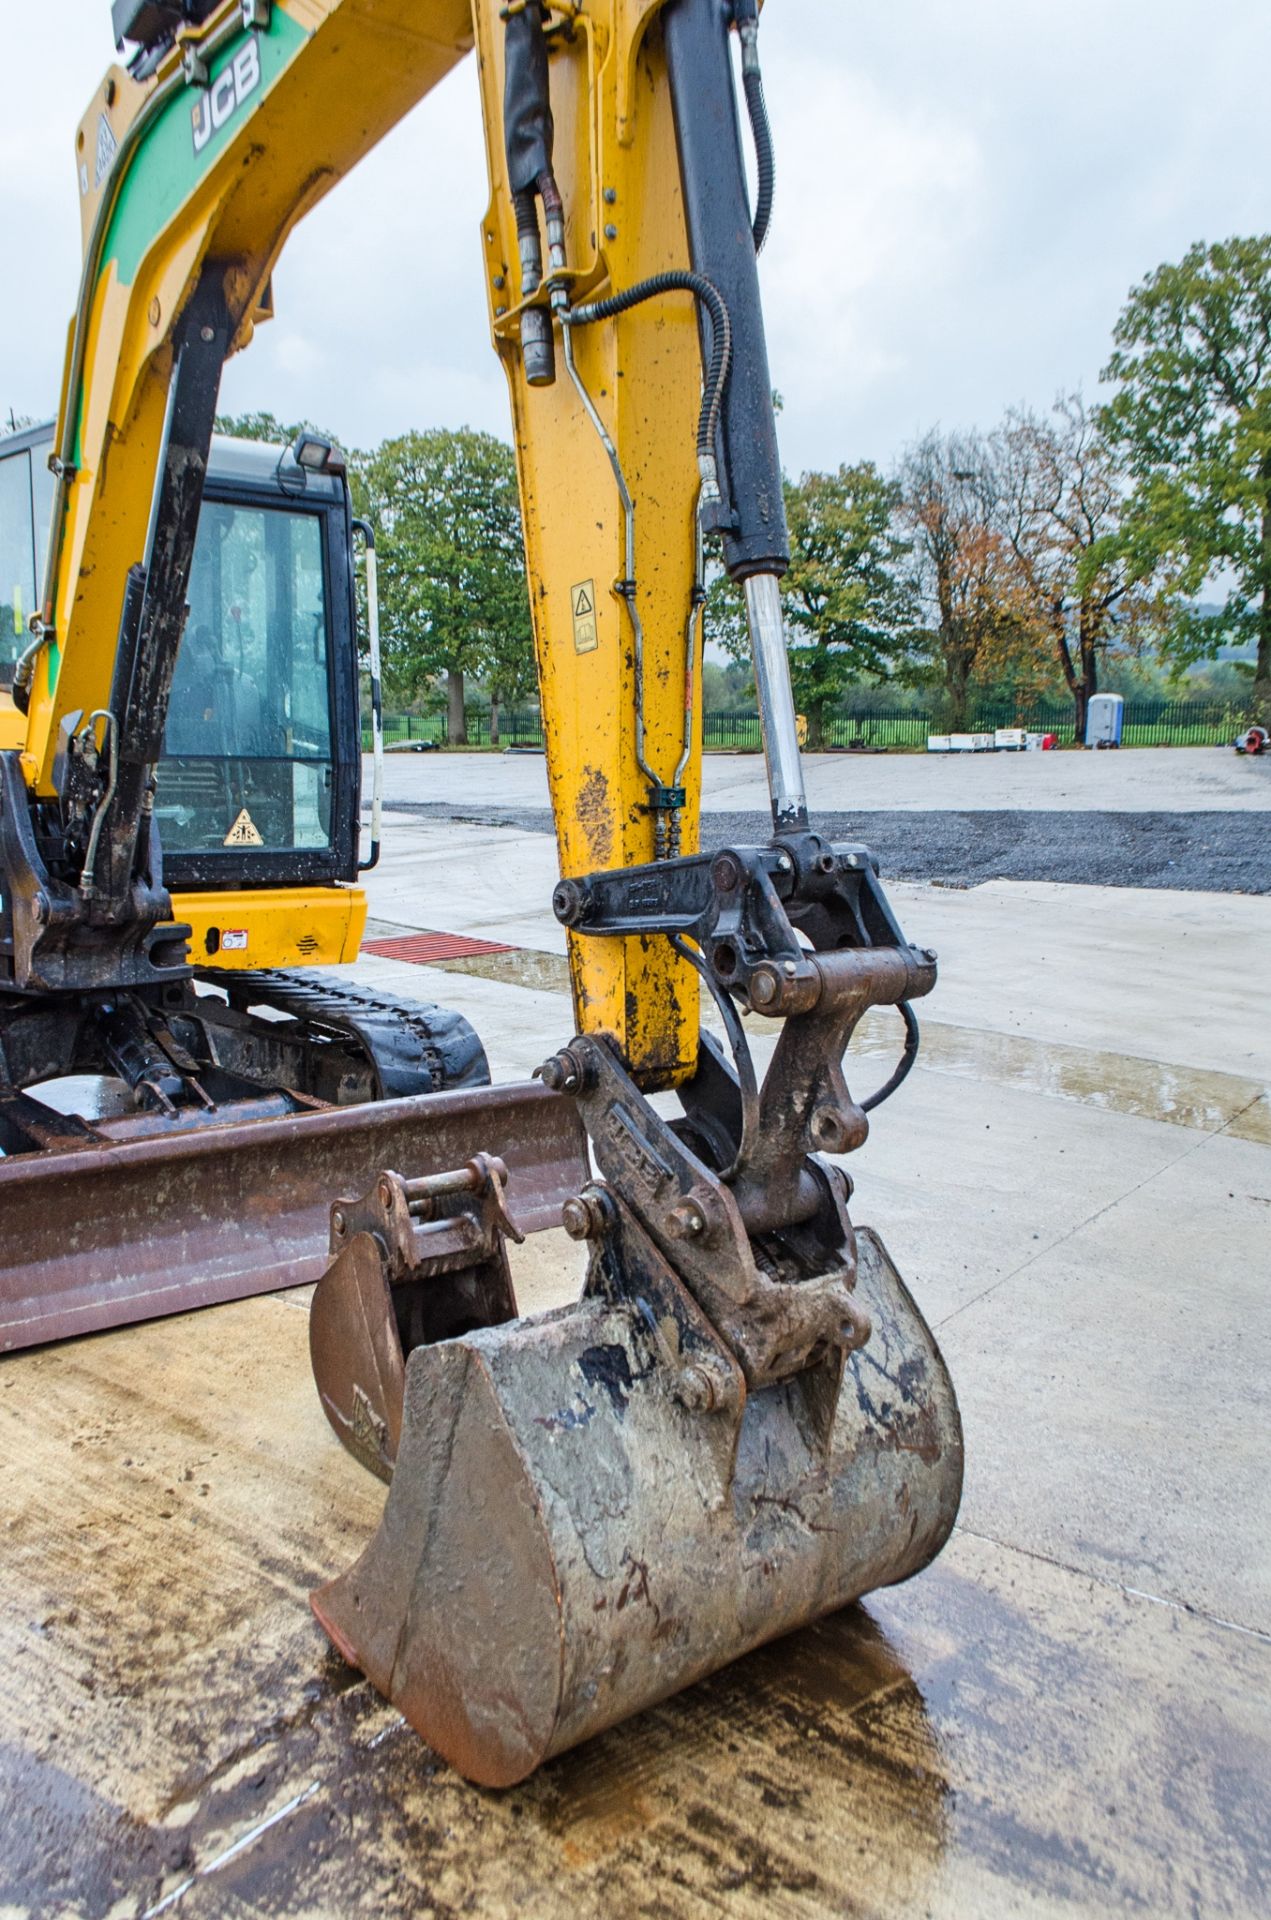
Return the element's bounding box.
[386,804,1269,893]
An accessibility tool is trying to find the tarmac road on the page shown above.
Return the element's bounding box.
[374,745,1271,892]
[379,801,1271,892]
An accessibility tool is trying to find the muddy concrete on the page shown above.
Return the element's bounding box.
[2,1287,1268,1920]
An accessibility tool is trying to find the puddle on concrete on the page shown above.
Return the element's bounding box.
[418,936,1270,1142]
[861,1014,1270,1140]
[433,946,571,995]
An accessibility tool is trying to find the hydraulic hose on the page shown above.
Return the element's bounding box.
[738,32,774,252]
[860,1000,921,1113]
[734,1,774,254]
[569,272,732,470]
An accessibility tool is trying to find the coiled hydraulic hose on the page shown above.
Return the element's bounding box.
[860,1000,921,1113]
[569,272,732,470]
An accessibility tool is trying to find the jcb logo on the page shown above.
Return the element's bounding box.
[191,39,261,155]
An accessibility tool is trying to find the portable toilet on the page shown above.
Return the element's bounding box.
[1085,693,1124,748]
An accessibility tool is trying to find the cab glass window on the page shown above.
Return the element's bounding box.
[0,451,36,685]
[159,499,333,855]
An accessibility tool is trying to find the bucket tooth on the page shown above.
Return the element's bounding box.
[311,1224,961,1787]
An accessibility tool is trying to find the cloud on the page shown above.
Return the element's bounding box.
[6,0,1271,480]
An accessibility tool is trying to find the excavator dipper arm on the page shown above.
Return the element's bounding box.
[308,0,963,1784]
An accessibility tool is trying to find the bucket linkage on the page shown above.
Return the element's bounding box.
[310,830,963,1786]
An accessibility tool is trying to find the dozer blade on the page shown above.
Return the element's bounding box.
[0,1083,585,1352]
[312,1225,962,1788]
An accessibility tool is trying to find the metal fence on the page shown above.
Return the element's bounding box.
[368,698,1248,753]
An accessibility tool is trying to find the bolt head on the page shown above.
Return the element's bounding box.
[777,853,793,873]
[750,967,778,1008]
[667,1199,707,1241]
[676,1363,714,1412]
[782,959,797,977]
[332,1209,346,1235]
[561,1197,592,1241]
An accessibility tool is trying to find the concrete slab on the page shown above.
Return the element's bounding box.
[4,790,1270,1914]
[362,813,568,954]
[361,819,1271,1084]
[941,1126,1271,1636]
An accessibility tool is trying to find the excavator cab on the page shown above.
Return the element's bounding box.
[2,421,365,938]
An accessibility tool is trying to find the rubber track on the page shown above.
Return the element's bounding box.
[206,968,491,1098]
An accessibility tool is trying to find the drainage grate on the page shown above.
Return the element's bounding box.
[360,931,517,965]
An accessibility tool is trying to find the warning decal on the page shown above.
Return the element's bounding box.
[224,808,264,847]
[571,580,598,653]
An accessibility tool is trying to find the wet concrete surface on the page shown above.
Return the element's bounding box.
[4,1291,1269,1920]
[4,798,1271,1916]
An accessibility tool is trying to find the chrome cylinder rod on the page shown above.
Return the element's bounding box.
[743,571,808,832]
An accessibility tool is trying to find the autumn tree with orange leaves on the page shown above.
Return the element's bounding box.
[993,393,1149,740]
[897,431,1043,729]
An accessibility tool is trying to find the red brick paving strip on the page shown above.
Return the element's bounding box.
[361,931,517,964]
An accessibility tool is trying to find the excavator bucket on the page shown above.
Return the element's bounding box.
[312,1208,961,1788]
[0,1082,586,1351]
[310,929,965,1786]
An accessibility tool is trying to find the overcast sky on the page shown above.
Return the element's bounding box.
[4,1,1268,475]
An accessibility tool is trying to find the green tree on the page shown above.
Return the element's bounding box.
[354,428,530,743]
[700,657,750,712]
[214,409,340,447]
[706,463,917,748]
[1100,237,1271,714]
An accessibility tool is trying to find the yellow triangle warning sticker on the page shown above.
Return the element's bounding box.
[571,578,598,653]
[224,808,264,847]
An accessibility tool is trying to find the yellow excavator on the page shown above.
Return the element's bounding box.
[4,0,963,1784]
